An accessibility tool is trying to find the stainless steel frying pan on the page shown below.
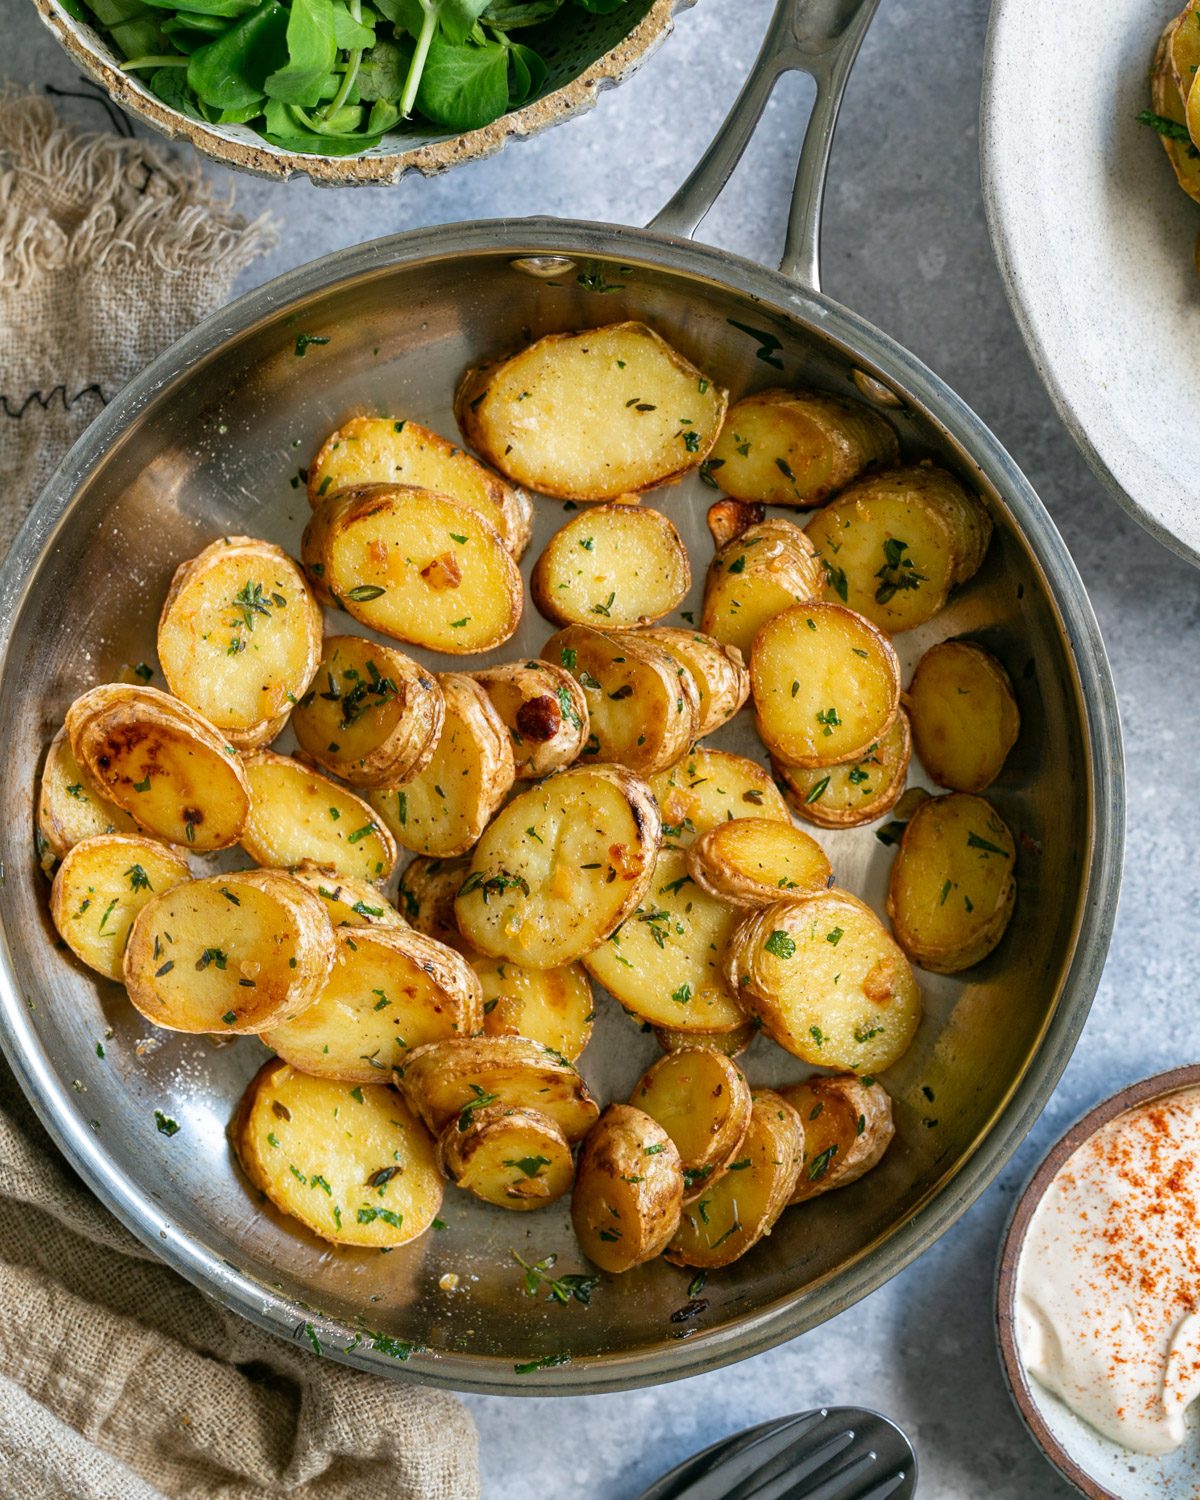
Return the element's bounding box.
[0,0,1123,1394]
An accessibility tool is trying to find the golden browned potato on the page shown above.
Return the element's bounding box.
[470,660,589,780]
[686,817,832,908]
[396,855,469,945]
[233,1060,442,1248]
[66,684,250,852]
[725,891,922,1072]
[1157,17,1200,203]
[751,603,901,768]
[289,861,408,929]
[124,869,335,1034]
[655,1021,758,1059]
[37,728,138,868]
[778,1074,895,1203]
[571,1104,683,1272]
[49,834,191,981]
[636,627,750,738]
[368,674,515,860]
[650,746,790,851]
[291,636,445,788]
[886,792,1017,973]
[472,953,595,1062]
[454,764,660,968]
[1169,1,1200,103]
[531,505,690,628]
[439,1105,575,1211]
[906,641,1020,793]
[307,415,533,557]
[455,322,727,501]
[701,518,823,660]
[706,389,898,507]
[705,498,765,549]
[157,536,322,749]
[775,709,911,829]
[630,1048,752,1200]
[301,483,523,654]
[665,1090,803,1269]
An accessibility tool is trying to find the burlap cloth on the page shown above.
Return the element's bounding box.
[0,90,481,1500]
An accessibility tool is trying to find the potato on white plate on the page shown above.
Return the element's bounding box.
[630,1048,752,1200]
[531,504,690,628]
[776,710,911,829]
[686,817,832,909]
[440,1105,574,1211]
[38,728,138,868]
[778,1073,895,1203]
[701,517,823,660]
[396,855,470,946]
[636,627,750,739]
[289,861,407,930]
[649,746,790,849]
[1157,17,1200,202]
[455,321,727,501]
[50,834,191,981]
[157,536,322,748]
[66,684,250,852]
[124,869,335,1034]
[655,1020,758,1059]
[470,659,589,781]
[472,952,595,1062]
[571,1104,683,1273]
[233,1060,442,1248]
[906,641,1020,794]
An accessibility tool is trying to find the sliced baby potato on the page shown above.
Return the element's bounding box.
[701,517,823,660]
[38,727,138,867]
[726,891,922,1073]
[396,1035,600,1142]
[776,710,911,829]
[706,388,898,508]
[751,602,901,769]
[301,483,523,654]
[454,764,660,968]
[455,321,727,501]
[686,817,832,909]
[241,750,398,885]
[655,1021,757,1059]
[906,641,1020,794]
[571,1104,683,1273]
[886,792,1017,973]
[66,684,250,852]
[470,659,589,780]
[368,674,515,859]
[650,746,790,850]
[289,861,407,930]
[778,1073,895,1203]
[307,415,532,557]
[473,952,595,1062]
[124,869,335,1034]
[630,1048,752,1200]
[260,925,482,1083]
[531,504,690,628]
[233,1059,441,1248]
[541,624,699,777]
[439,1105,574,1211]
[665,1090,803,1269]
[157,536,322,748]
[49,834,191,981]
[1156,18,1200,204]
[396,854,470,945]
[1168,1,1200,106]
[582,848,747,1033]
[636,627,750,739]
[292,635,445,788]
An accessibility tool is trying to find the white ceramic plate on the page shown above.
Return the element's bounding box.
[982,0,1200,568]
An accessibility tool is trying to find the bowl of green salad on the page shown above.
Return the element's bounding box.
[31,0,694,183]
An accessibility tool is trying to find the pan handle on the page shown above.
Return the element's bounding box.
[647,0,881,292]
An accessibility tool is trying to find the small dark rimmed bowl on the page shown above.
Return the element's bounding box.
[997,1065,1200,1499]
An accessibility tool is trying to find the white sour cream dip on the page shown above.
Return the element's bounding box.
[1016,1086,1200,1455]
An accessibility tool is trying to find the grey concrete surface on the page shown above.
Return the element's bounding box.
[8,0,1200,1495]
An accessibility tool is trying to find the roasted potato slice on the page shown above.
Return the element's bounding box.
[655,1021,757,1059]
[240,750,397,885]
[665,1090,803,1269]
[751,603,901,769]
[686,817,832,908]
[291,635,445,788]
[454,764,659,968]
[531,505,690,628]
[455,321,727,501]
[301,483,523,654]
[233,1060,441,1248]
[396,1036,600,1142]
[396,854,469,945]
[571,1104,683,1272]
[368,674,515,860]
[261,925,482,1083]
[1156,19,1200,204]
[650,746,790,849]
[37,728,138,868]
[776,710,911,829]
[631,1048,752,1200]
[541,624,699,777]
[440,1105,574,1210]
[637,627,750,738]
[307,415,532,557]
[157,536,322,748]
[473,953,595,1061]
[726,892,922,1072]
[50,834,191,981]
[907,641,1020,794]
[290,861,407,929]
[886,792,1017,973]
[583,849,747,1033]
[1169,1,1200,104]
[470,660,589,780]
[701,517,823,660]
[125,869,335,1034]
[778,1074,895,1203]
[706,389,898,508]
[66,684,250,852]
